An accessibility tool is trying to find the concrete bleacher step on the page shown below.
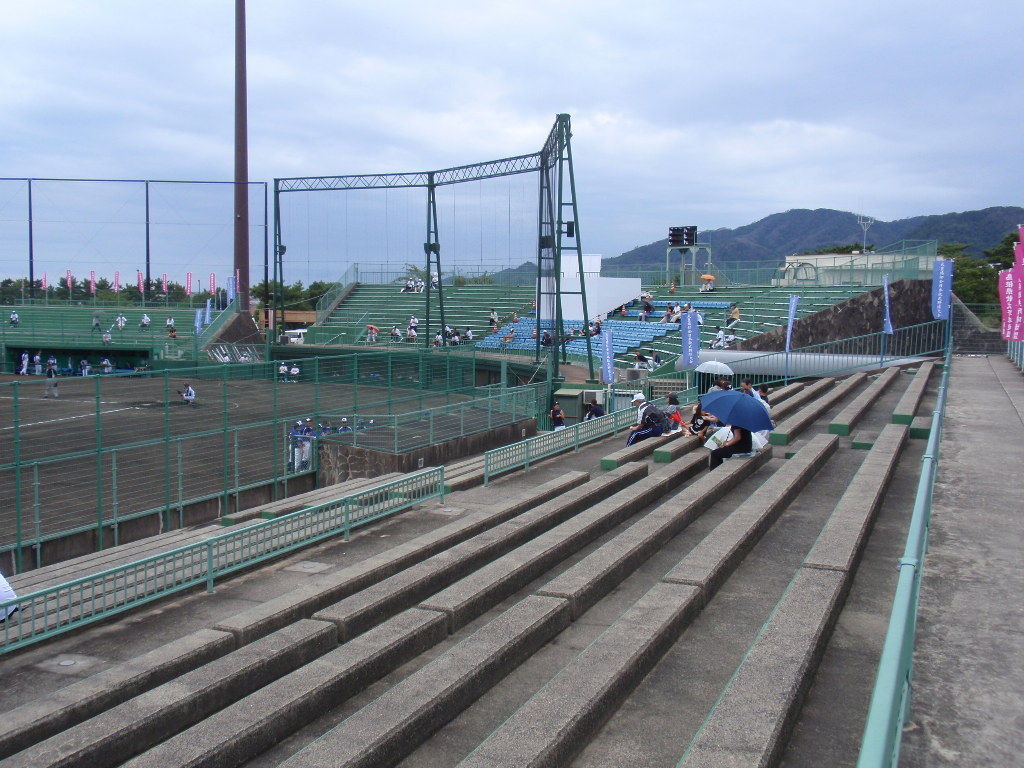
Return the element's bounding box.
[456,436,837,767]
[599,429,685,469]
[892,361,935,424]
[828,366,902,436]
[680,424,908,767]
[274,451,775,768]
[219,474,403,525]
[3,620,337,768]
[0,473,591,758]
[910,415,933,439]
[121,453,717,768]
[0,374,917,768]
[770,373,866,445]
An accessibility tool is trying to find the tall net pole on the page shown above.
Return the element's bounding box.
[234,0,250,310]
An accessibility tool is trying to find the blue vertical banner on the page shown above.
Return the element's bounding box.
[226,276,236,303]
[931,260,953,320]
[785,295,799,352]
[681,311,700,367]
[204,298,212,325]
[194,308,203,332]
[601,330,615,384]
[882,274,894,334]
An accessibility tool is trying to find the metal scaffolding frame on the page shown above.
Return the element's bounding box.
[272,114,594,379]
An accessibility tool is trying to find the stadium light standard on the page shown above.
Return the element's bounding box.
[858,215,874,254]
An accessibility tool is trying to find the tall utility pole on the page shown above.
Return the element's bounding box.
[233,0,250,310]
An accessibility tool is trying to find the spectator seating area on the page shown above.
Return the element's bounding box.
[599,284,873,370]
[1,304,205,351]
[0,361,943,768]
[307,283,537,345]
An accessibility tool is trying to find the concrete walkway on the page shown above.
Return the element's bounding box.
[901,355,1024,766]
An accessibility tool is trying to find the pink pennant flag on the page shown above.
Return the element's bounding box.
[1001,269,1024,342]
[161,273,168,293]
[41,272,48,290]
[137,270,144,293]
[66,270,73,292]
[185,272,193,296]
[89,270,96,295]
[114,270,121,292]
[209,273,216,294]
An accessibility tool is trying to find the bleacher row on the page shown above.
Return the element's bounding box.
[1,305,204,345]
[0,360,938,768]
[474,318,675,357]
[310,283,537,345]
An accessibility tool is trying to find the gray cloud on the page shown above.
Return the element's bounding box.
[0,0,1020,283]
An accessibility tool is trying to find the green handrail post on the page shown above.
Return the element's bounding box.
[12,381,22,571]
[162,373,171,532]
[221,365,230,515]
[94,376,105,550]
[206,542,215,592]
[111,451,119,547]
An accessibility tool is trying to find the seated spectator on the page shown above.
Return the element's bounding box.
[101,330,112,345]
[451,331,461,345]
[401,278,415,293]
[8,310,19,327]
[756,384,770,405]
[664,394,684,433]
[501,329,516,344]
[584,399,605,420]
[592,320,602,335]
[711,326,726,349]
[139,313,151,329]
[659,308,673,323]
[708,424,753,470]
[289,364,300,380]
[406,327,418,341]
[725,303,741,328]
[365,324,380,342]
[433,332,443,347]
[638,308,650,322]
[626,393,664,446]
[723,332,738,346]
[706,375,732,394]
[739,378,757,397]
[390,326,402,341]
[540,330,552,346]
[166,327,178,339]
[688,400,718,439]
[489,308,499,325]
[465,327,474,342]
[650,350,662,368]
[633,352,649,370]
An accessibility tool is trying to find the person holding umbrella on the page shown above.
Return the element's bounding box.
[700,388,773,471]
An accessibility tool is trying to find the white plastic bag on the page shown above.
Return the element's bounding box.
[751,430,769,451]
[704,426,733,450]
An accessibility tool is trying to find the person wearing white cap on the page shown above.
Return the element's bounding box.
[626,392,664,446]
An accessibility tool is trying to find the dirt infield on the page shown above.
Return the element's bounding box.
[0,373,472,553]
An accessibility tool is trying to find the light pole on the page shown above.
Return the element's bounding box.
[857,215,874,253]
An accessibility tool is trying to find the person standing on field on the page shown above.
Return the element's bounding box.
[43,363,59,398]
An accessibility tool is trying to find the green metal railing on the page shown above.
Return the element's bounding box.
[1009,340,1024,369]
[0,349,510,569]
[321,382,546,454]
[196,296,240,346]
[481,389,698,484]
[650,320,949,385]
[0,467,445,656]
[315,264,359,324]
[857,350,952,767]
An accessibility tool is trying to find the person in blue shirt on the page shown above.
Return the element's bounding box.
[584,400,605,420]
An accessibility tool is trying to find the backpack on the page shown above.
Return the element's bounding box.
[641,403,673,434]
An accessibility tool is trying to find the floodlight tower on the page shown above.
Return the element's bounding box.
[857,215,874,253]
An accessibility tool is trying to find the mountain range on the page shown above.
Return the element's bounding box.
[606,206,1023,268]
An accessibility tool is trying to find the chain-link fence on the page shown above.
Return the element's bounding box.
[0,349,534,569]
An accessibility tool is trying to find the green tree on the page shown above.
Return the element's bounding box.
[949,233,1016,305]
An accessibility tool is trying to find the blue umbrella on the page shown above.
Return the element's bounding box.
[699,389,773,432]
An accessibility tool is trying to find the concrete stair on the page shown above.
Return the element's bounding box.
[0,363,937,768]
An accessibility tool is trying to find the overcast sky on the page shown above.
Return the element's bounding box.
[1,1,1020,284]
